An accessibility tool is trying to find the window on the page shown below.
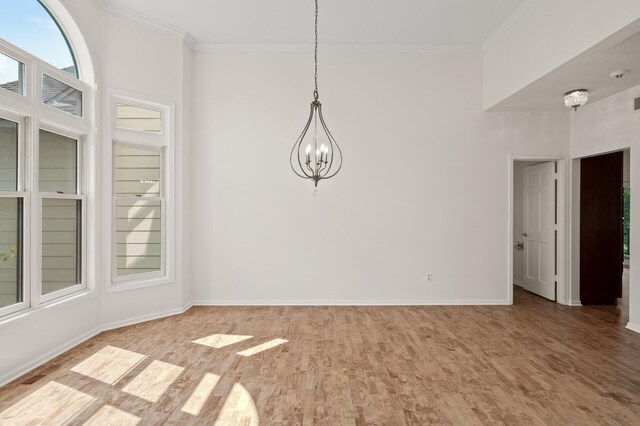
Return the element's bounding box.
[114,145,163,278]
[39,130,84,299]
[116,104,162,133]
[42,74,83,117]
[0,118,18,191]
[110,93,172,288]
[0,1,78,77]
[0,197,22,309]
[0,1,91,318]
[0,52,25,96]
[0,114,26,317]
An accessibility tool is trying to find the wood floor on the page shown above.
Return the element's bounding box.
[1,287,640,425]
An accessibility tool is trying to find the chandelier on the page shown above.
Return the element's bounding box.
[564,89,588,111]
[290,0,343,188]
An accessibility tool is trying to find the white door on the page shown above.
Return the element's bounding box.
[522,162,556,300]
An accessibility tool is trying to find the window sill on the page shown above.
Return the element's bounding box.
[107,274,174,293]
[0,288,97,326]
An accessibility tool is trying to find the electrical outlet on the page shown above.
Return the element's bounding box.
[426,273,433,282]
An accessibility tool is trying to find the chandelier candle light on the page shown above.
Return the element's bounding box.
[290,0,343,188]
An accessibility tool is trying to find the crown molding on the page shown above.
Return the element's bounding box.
[95,0,503,54]
[482,0,538,50]
[183,32,197,51]
[97,0,196,50]
[194,43,482,53]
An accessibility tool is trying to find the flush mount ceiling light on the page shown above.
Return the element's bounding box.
[564,89,588,111]
[290,0,343,189]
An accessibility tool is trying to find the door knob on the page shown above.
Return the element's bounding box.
[522,232,528,237]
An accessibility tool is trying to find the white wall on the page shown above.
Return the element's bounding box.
[98,8,188,325]
[180,40,194,309]
[191,50,569,304]
[570,83,640,330]
[8,0,639,388]
[483,0,640,110]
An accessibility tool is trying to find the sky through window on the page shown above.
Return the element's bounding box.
[0,0,77,83]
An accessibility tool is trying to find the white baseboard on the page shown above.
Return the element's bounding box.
[0,326,101,388]
[513,281,524,288]
[102,305,192,332]
[191,299,511,306]
[0,305,193,388]
[567,300,583,307]
[626,322,640,334]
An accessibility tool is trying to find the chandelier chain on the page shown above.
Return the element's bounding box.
[314,0,319,99]
[289,0,342,188]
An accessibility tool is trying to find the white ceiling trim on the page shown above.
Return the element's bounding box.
[482,0,538,50]
[194,43,482,53]
[183,32,197,51]
[97,0,197,49]
[97,0,526,53]
[96,0,483,53]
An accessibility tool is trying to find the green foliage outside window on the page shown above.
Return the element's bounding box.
[624,186,630,259]
[0,246,17,261]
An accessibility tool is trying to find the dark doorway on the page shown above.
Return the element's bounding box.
[580,151,623,305]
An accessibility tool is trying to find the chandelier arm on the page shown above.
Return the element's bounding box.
[306,161,316,175]
[291,139,313,179]
[290,104,316,178]
[291,135,311,178]
[318,107,343,178]
[317,107,334,176]
[322,145,343,178]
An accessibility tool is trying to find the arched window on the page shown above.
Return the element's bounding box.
[0,0,78,78]
[0,0,93,318]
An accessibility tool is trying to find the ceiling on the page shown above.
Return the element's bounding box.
[106,0,527,47]
[491,19,640,111]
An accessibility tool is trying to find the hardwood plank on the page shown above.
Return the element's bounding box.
[0,288,639,425]
[121,360,184,403]
[83,404,141,426]
[0,381,95,425]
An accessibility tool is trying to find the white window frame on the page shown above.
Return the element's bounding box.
[0,35,93,319]
[0,110,30,318]
[35,123,87,305]
[112,142,166,284]
[106,90,174,292]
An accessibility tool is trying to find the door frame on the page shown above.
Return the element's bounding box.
[570,148,632,315]
[508,155,569,305]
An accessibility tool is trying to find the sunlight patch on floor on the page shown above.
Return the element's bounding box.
[181,373,221,416]
[192,334,253,349]
[0,381,95,426]
[237,338,288,357]
[214,383,259,426]
[83,404,141,426]
[122,360,184,403]
[71,345,147,385]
